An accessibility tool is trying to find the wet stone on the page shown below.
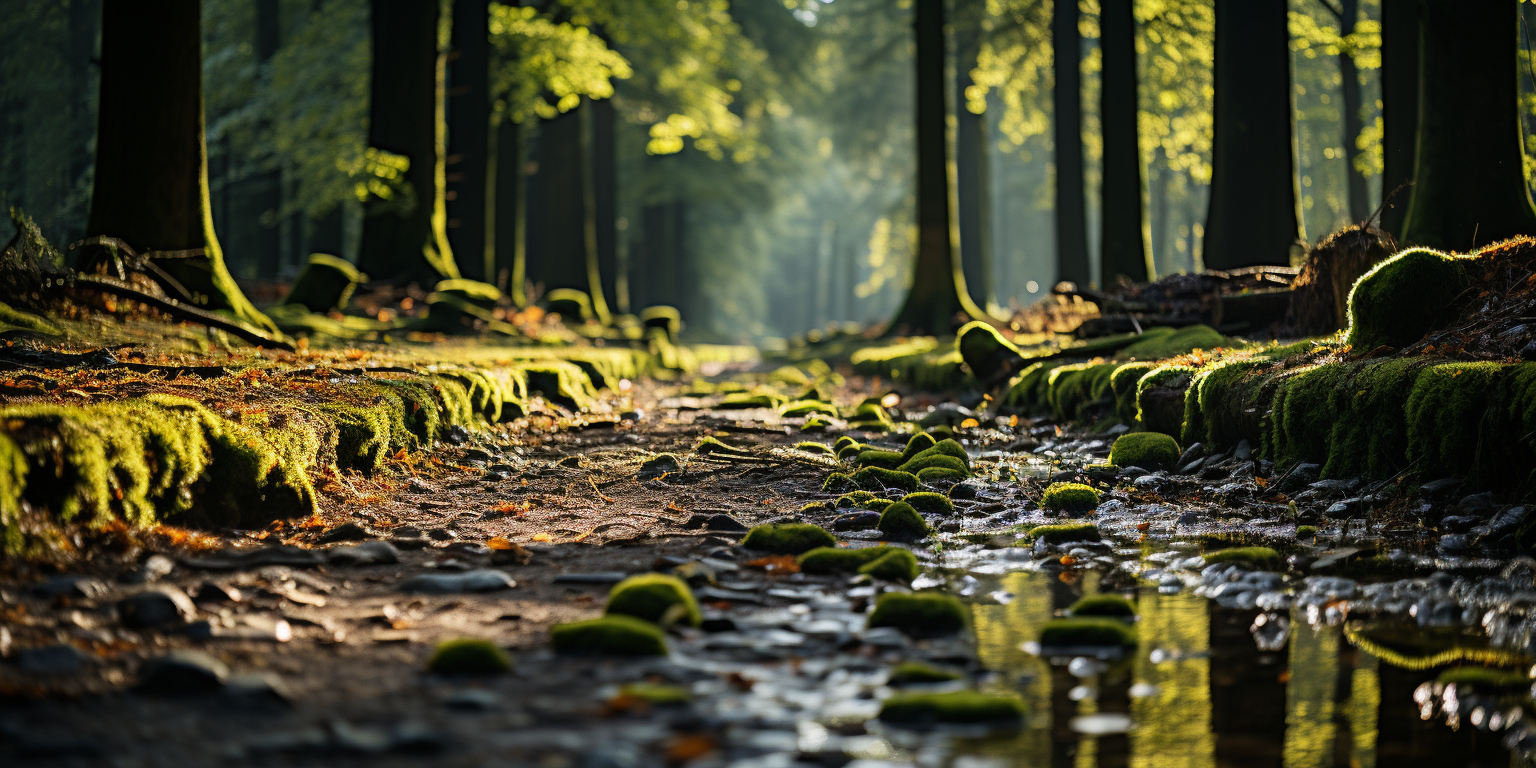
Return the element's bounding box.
[831,511,880,531]
[15,644,91,675]
[1439,534,1470,553]
[1455,492,1496,517]
[1176,442,1206,465]
[318,522,371,543]
[328,540,401,566]
[118,586,197,629]
[1420,477,1466,499]
[428,528,456,541]
[683,512,748,532]
[136,650,229,695]
[1233,440,1253,461]
[1439,515,1481,533]
[191,581,241,604]
[398,570,515,594]
[34,575,111,600]
[391,537,431,550]
[223,673,294,709]
[122,554,176,584]
[1486,506,1529,537]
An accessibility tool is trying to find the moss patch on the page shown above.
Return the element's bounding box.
[427,638,512,674]
[877,501,930,539]
[779,399,837,418]
[605,573,702,628]
[1040,482,1100,512]
[549,615,669,656]
[1025,521,1102,544]
[856,449,906,469]
[1039,617,1139,648]
[798,545,919,581]
[916,467,967,484]
[835,490,894,510]
[897,453,969,475]
[619,682,692,705]
[888,661,964,685]
[1108,432,1180,470]
[867,591,970,636]
[957,321,1024,380]
[851,467,920,493]
[741,523,838,554]
[1117,324,1231,360]
[1203,546,1282,566]
[900,492,953,516]
[902,432,937,461]
[879,690,1025,728]
[1346,247,1470,352]
[1069,594,1136,619]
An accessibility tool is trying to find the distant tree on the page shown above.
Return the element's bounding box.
[1399,1,1536,251]
[1201,0,1300,270]
[1313,0,1370,224]
[1052,0,1090,286]
[357,0,458,286]
[954,0,993,309]
[886,0,986,335]
[87,0,273,331]
[1098,0,1151,285]
[447,0,493,283]
[1377,0,1416,235]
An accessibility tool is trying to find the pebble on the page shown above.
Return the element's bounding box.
[398,569,516,593]
[427,528,457,541]
[328,540,401,566]
[33,575,111,600]
[639,454,682,479]
[122,554,176,584]
[16,644,91,675]
[191,581,242,604]
[136,650,229,694]
[318,522,372,543]
[118,586,197,629]
[683,512,748,532]
[831,511,880,531]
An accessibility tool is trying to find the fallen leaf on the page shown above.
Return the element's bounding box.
[530,532,553,542]
[746,555,799,574]
[664,734,717,766]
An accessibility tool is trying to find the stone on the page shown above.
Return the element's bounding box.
[1454,492,1496,518]
[949,482,980,500]
[33,575,110,600]
[443,689,503,711]
[1485,506,1529,538]
[223,673,294,708]
[317,522,371,544]
[122,554,176,584]
[1419,477,1465,499]
[1439,534,1470,553]
[1233,440,1252,461]
[398,570,516,594]
[191,581,241,604]
[427,528,456,541]
[1439,515,1480,533]
[683,512,748,532]
[328,540,401,566]
[831,511,881,531]
[552,572,629,584]
[391,537,431,550]
[118,587,197,629]
[136,650,229,694]
[15,644,91,675]
[1176,442,1206,466]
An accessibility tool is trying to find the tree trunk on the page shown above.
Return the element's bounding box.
[1201,0,1300,270]
[954,0,993,309]
[1336,0,1370,224]
[1399,1,1536,251]
[591,97,619,315]
[886,0,984,336]
[88,0,273,331]
[447,0,492,282]
[67,0,101,245]
[490,115,526,303]
[529,102,611,322]
[1378,0,1418,235]
[1097,0,1151,285]
[241,0,282,280]
[358,0,457,286]
[1052,0,1090,286]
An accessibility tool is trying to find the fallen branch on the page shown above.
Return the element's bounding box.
[72,273,295,351]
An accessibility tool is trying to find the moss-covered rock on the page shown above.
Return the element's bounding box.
[856,449,906,469]
[888,661,964,685]
[823,473,856,493]
[867,591,970,636]
[1117,324,1231,360]
[1040,482,1100,512]
[846,402,894,430]
[780,400,837,418]
[861,548,921,581]
[1038,617,1139,648]
[879,690,1025,729]
[740,523,838,554]
[900,492,953,516]
[549,614,668,656]
[1025,521,1102,544]
[834,436,860,452]
[427,638,512,674]
[1203,546,1282,566]
[1108,432,1180,470]
[877,501,930,539]
[916,467,968,484]
[282,253,367,313]
[1068,594,1136,619]
[957,321,1025,380]
[851,467,920,493]
[719,391,782,409]
[1135,364,1195,436]
[794,441,835,456]
[798,545,919,581]
[835,490,894,510]
[835,443,866,461]
[604,573,702,628]
[1406,362,1503,480]
[1346,247,1469,352]
[1109,363,1156,423]
[897,453,969,475]
[901,432,938,461]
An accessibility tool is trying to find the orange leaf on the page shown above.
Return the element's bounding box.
[664,734,717,765]
[530,532,553,542]
[960,418,980,429]
[746,555,800,574]
[487,536,514,550]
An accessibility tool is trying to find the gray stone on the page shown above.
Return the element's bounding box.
[1233,440,1253,461]
[831,511,880,531]
[443,689,503,711]
[317,522,371,544]
[1176,442,1206,466]
[223,673,294,708]
[1419,477,1465,499]
[1455,492,1497,518]
[638,454,682,479]
[1486,506,1529,537]
[427,528,456,541]
[949,481,980,500]
[122,554,176,584]
[1438,534,1470,553]
[191,581,242,604]
[15,644,91,675]
[33,575,111,600]
[398,569,516,594]
[328,540,401,566]
[136,650,229,694]
[118,586,197,629]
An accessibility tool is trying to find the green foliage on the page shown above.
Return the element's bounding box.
[867,592,970,636]
[740,523,837,554]
[1108,432,1180,470]
[877,501,930,539]
[549,614,669,656]
[489,5,631,122]
[900,492,953,516]
[1040,483,1100,512]
[1038,617,1139,648]
[604,573,701,628]
[1069,595,1136,619]
[879,690,1025,727]
[1345,248,1470,352]
[427,639,512,675]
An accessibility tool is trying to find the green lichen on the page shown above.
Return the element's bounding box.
[877,501,930,539]
[1038,617,1139,648]
[1108,432,1180,470]
[1346,247,1470,352]
[900,492,953,516]
[427,638,512,674]
[851,467,920,493]
[740,523,838,554]
[879,691,1025,728]
[1025,521,1102,544]
[1069,594,1136,619]
[605,573,702,628]
[1203,546,1282,566]
[867,592,970,636]
[1040,482,1100,512]
[887,661,964,685]
[549,614,668,656]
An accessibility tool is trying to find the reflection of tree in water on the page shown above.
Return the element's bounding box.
[1049,573,1086,768]
[1374,661,1509,768]
[1209,605,1287,768]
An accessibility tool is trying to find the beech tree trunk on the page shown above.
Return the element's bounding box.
[490,116,525,303]
[447,0,492,282]
[1098,0,1151,285]
[88,0,273,331]
[954,0,993,309]
[1052,0,1090,286]
[358,0,458,286]
[1399,0,1536,251]
[1378,0,1418,235]
[1201,0,1300,270]
[1336,0,1370,224]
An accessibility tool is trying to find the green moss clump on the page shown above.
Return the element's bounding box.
[1435,666,1529,692]
[549,615,669,656]
[897,453,970,475]
[900,492,953,516]
[1108,432,1181,470]
[836,442,867,460]
[888,661,964,685]
[902,432,938,461]
[798,545,919,581]
[1026,521,1102,544]
[619,682,692,705]
[719,391,781,409]
[856,449,907,469]
[1051,362,1120,421]
[852,467,920,493]
[1346,247,1469,352]
[867,592,970,636]
[1038,617,1139,648]
[1069,594,1136,619]
[283,253,366,312]
[916,467,968,484]
[780,400,837,418]
[1118,324,1231,360]
[957,321,1025,380]
[1297,525,1318,537]
[877,501,930,539]
[605,573,702,628]
[794,441,835,456]
[741,523,838,554]
[880,690,1025,728]
[1406,362,1503,479]
[801,415,830,432]
[823,473,856,493]
[1040,482,1100,512]
[1135,364,1194,436]
[1109,363,1156,423]
[1203,546,1282,566]
[861,548,921,580]
[916,438,969,464]
[427,638,512,674]
[835,490,893,509]
[834,436,860,452]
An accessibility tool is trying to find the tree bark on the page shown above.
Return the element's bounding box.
[88,0,273,331]
[1378,0,1417,235]
[1336,0,1370,224]
[1052,0,1090,286]
[886,0,984,336]
[591,97,619,315]
[490,115,526,303]
[1201,0,1301,270]
[358,0,458,286]
[1097,0,1151,285]
[1399,0,1536,251]
[447,0,492,282]
[954,0,993,309]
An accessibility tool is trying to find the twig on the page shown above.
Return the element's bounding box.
[72,274,295,351]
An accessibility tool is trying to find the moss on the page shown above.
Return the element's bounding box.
[1297,525,1318,537]
[640,305,682,338]
[798,545,918,581]
[719,391,781,409]
[0,300,60,335]
[794,441,835,456]
[835,442,867,461]
[1069,594,1136,619]
[835,490,894,510]
[862,548,921,580]
[1051,362,1120,421]
[1435,666,1529,692]
[888,661,964,685]
[1026,522,1102,544]
[1405,362,1503,480]
[619,682,692,705]
[517,362,599,412]
[823,473,856,493]
[605,573,702,628]
[897,453,969,475]
[1002,361,1063,412]
[1108,432,1180,470]
[900,492,953,516]
[856,449,906,469]
[877,501,930,539]
[0,433,26,553]
[1040,482,1100,512]
[544,287,594,322]
[780,399,837,418]
[1346,247,1470,352]
[1135,364,1194,436]
[902,432,937,461]
[1038,617,1139,648]
[956,321,1024,380]
[1117,324,1231,360]
[283,253,366,312]
[741,523,838,554]
[916,467,968,484]
[867,592,970,636]
[801,415,830,432]
[694,435,753,458]
[851,467,920,493]
[427,638,512,674]
[1203,546,1282,566]
[834,436,860,452]
[879,691,1025,728]
[907,439,969,466]
[1110,363,1156,423]
[550,614,668,656]
[846,402,894,430]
